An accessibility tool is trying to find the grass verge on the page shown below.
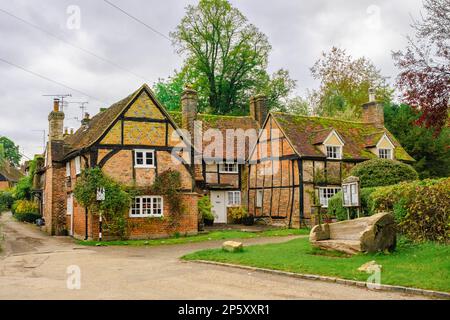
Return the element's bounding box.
[182,237,450,293]
[76,228,310,247]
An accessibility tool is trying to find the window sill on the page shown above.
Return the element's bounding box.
[129,215,163,218]
[134,165,156,169]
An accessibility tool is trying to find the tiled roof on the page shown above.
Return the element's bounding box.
[168,111,260,160]
[0,159,24,182]
[272,113,414,162]
[64,88,140,155]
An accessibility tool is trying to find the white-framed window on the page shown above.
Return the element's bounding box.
[219,163,238,173]
[130,196,163,217]
[326,146,342,160]
[227,191,241,207]
[378,148,393,159]
[75,156,81,175]
[66,162,71,177]
[67,193,74,216]
[318,187,341,208]
[256,190,263,208]
[134,149,155,168]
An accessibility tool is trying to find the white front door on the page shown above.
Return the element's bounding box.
[211,191,227,224]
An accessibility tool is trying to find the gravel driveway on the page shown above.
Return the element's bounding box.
[0,212,425,300]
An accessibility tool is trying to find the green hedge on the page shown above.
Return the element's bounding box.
[350,159,419,188]
[14,212,41,223]
[328,178,449,243]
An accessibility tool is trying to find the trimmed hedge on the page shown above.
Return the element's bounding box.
[350,159,419,188]
[328,178,449,243]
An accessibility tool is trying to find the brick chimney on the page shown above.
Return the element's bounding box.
[362,88,384,128]
[250,94,268,127]
[81,112,90,126]
[181,86,198,138]
[48,99,65,140]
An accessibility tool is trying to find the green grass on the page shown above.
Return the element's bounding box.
[183,237,450,293]
[76,228,310,247]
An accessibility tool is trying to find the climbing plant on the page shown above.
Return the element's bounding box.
[152,170,185,227]
[74,168,131,239]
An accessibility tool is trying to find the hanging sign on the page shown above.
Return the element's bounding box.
[96,187,105,201]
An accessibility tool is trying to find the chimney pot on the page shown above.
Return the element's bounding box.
[53,98,60,112]
[70,128,74,135]
[369,88,376,102]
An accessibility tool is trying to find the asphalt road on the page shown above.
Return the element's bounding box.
[0,212,425,300]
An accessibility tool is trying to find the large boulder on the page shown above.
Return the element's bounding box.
[310,212,396,255]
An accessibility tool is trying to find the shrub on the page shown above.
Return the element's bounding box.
[0,191,14,212]
[228,206,248,223]
[371,178,449,243]
[13,176,33,200]
[13,200,39,214]
[399,179,449,243]
[14,212,41,223]
[328,188,376,221]
[350,159,419,188]
[198,196,214,221]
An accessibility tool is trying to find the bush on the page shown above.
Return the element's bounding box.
[0,191,14,212]
[14,212,41,223]
[371,178,449,243]
[13,200,39,214]
[328,188,376,221]
[198,196,214,222]
[328,178,449,242]
[350,159,419,188]
[228,206,248,223]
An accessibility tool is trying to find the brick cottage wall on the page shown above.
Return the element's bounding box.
[74,193,199,241]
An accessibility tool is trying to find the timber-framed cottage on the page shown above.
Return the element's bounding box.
[247,96,414,228]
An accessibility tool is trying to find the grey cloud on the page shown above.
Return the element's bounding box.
[0,0,422,160]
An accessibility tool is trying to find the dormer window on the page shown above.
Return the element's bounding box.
[326,146,342,160]
[376,134,395,160]
[378,148,393,159]
[323,130,344,160]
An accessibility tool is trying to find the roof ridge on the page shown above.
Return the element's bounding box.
[272,112,368,125]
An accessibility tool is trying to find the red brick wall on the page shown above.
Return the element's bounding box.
[0,181,10,191]
[74,193,199,241]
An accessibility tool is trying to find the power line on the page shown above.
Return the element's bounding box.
[103,0,171,41]
[0,7,150,82]
[0,57,110,105]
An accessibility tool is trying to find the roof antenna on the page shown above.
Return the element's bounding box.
[42,94,72,111]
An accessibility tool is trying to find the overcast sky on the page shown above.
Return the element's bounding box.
[0,0,424,160]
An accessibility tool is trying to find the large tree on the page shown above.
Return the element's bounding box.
[169,0,297,114]
[310,47,392,119]
[384,103,450,178]
[0,136,21,167]
[393,0,450,133]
